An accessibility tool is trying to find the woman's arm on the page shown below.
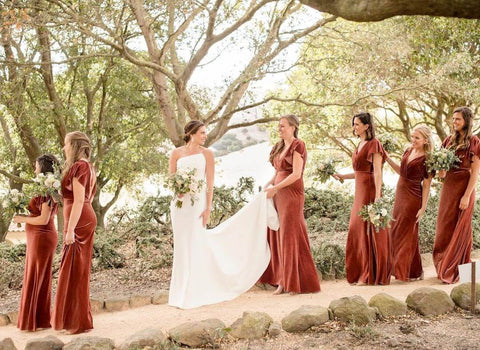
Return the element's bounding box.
[386,154,401,175]
[333,172,355,181]
[373,152,383,200]
[13,201,53,226]
[265,151,302,198]
[459,155,480,210]
[201,149,215,227]
[168,149,179,175]
[416,176,433,222]
[64,177,85,245]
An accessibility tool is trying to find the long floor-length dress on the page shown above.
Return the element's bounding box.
[17,196,57,331]
[53,160,97,333]
[390,148,429,281]
[259,139,320,293]
[346,138,390,285]
[168,153,278,309]
[433,135,480,284]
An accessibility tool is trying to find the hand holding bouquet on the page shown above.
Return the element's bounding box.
[425,147,460,173]
[165,168,205,208]
[1,189,30,227]
[314,158,343,184]
[359,198,393,230]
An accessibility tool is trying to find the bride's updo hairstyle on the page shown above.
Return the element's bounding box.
[183,120,205,144]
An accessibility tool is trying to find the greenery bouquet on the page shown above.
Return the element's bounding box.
[24,169,63,205]
[313,158,343,183]
[359,197,393,230]
[378,133,400,153]
[1,189,30,227]
[425,147,460,172]
[165,169,205,208]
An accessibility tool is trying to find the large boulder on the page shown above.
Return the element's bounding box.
[450,283,480,310]
[369,293,408,317]
[406,287,454,316]
[329,295,377,325]
[230,312,273,339]
[169,319,226,347]
[281,305,330,332]
[268,322,282,337]
[63,336,114,350]
[0,315,9,327]
[25,336,64,350]
[119,328,168,350]
[0,338,17,350]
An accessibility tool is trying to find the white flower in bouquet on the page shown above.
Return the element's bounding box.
[425,147,460,172]
[359,198,393,230]
[165,168,205,208]
[24,168,63,206]
[1,189,30,226]
[313,158,343,184]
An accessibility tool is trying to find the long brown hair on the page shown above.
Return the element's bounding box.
[449,106,474,150]
[183,120,205,144]
[269,115,299,164]
[36,154,60,174]
[63,131,92,177]
[352,112,375,140]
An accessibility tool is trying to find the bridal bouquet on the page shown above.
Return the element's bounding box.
[359,198,393,230]
[165,169,205,208]
[1,189,30,226]
[313,158,343,183]
[378,133,400,153]
[425,147,460,172]
[24,168,62,205]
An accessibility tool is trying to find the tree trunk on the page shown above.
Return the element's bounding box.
[301,0,480,21]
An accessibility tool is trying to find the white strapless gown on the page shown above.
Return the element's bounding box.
[168,153,278,309]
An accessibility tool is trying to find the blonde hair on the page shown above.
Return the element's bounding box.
[63,131,92,176]
[269,115,300,164]
[412,125,434,154]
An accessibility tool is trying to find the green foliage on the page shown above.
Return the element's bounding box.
[92,228,126,271]
[312,242,346,279]
[304,187,353,221]
[0,243,26,292]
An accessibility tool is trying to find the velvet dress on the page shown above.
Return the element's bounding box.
[390,148,430,281]
[433,135,480,284]
[52,160,97,334]
[259,139,320,293]
[346,138,390,285]
[17,196,57,331]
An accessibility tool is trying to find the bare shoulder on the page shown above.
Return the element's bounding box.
[170,146,185,159]
[202,147,214,160]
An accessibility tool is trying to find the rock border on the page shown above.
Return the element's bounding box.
[1,285,479,349]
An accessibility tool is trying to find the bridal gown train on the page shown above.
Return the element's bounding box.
[168,153,278,309]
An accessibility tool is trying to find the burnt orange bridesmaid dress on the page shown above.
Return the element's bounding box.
[17,196,57,331]
[346,138,390,285]
[259,139,320,293]
[52,160,97,334]
[390,148,429,281]
[433,135,480,284]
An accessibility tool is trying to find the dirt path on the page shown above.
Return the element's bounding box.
[0,261,461,349]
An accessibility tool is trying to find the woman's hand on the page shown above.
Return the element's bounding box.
[438,170,446,178]
[200,208,210,227]
[332,173,343,182]
[265,186,278,199]
[459,195,470,210]
[416,207,426,223]
[12,215,25,224]
[65,231,75,245]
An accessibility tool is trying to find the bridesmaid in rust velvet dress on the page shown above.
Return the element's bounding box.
[386,126,434,282]
[433,107,480,284]
[13,154,59,331]
[334,112,390,285]
[260,115,320,295]
[53,131,97,334]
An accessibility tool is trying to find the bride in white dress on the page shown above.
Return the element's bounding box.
[168,121,278,309]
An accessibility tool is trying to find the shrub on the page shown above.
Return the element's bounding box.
[312,242,346,279]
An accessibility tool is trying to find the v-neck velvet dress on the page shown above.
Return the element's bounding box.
[390,148,430,281]
[259,139,320,293]
[433,135,480,284]
[17,196,57,331]
[52,160,97,334]
[346,138,390,285]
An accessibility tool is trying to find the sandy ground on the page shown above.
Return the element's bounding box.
[0,261,463,349]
